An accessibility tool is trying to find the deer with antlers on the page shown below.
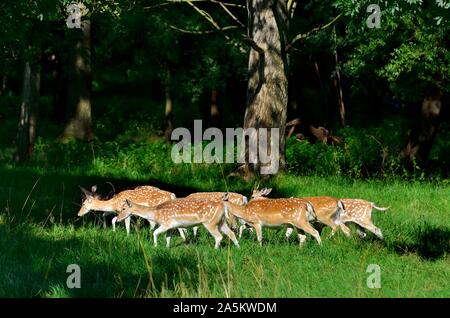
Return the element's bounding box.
[116,198,240,249]
[77,185,187,240]
[223,194,321,246]
[338,199,389,240]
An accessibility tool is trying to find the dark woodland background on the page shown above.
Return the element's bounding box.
[1,0,449,180]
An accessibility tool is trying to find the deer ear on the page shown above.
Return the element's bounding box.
[263,188,272,195]
[125,199,133,208]
[91,185,97,193]
[222,193,229,201]
[79,186,92,197]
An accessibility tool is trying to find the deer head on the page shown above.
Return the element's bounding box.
[251,188,272,199]
[116,199,134,222]
[77,185,99,216]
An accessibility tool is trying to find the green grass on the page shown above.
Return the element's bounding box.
[0,165,449,298]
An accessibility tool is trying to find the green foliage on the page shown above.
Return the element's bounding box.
[285,117,448,180]
[334,0,450,102]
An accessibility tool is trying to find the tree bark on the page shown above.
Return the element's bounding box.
[14,61,40,163]
[333,26,346,127]
[400,91,443,163]
[240,0,289,178]
[62,19,93,141]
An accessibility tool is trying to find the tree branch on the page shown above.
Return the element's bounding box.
[243,36,265,54]
[218,1,245,27]
[185,0,233,40]
[169,24,240,34]
[287,13,342,50]
[165,0,245,9]
[287,0,298,19]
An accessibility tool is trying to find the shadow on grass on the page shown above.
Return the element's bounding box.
[387,223,450,261]
[0,223,201,297]
[0,166,249,227]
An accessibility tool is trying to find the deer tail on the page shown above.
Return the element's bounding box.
[372,203,390,211]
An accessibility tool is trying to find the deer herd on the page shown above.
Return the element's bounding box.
[77,185,389,249]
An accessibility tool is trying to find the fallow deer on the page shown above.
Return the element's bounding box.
[223,196,321,246]
[77,185,187,239]
[250,189,347,240]
[116,198,240,249]
[186,192,247,205]
[234,188,273,238]
[339,199,389,240]
[185,191,248,235]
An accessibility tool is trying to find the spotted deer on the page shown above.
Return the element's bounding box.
[185,191,248,235]
[186,192,247,205]
[223,195,321,246]
[339,199,389,240]
[250,189,347,240]
[116,198,240,249]
[234,188,273,238]
[77,185,187,239]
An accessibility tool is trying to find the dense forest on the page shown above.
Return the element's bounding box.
[0,0,449,180]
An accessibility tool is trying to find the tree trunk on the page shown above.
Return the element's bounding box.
[400,91,443,163]
[14,61,40,163]
[62,19,93,141]
[240,0,289,178]
[52,54,67,123]
[333,26,346,127]
[164,79,173,145]
[210,89,220,127]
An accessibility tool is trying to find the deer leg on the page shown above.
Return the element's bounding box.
[125,215,131,236]
[324,221,339,239]
[166,230,173,248]
[285,227,294,239]
[239,224,246,238]
[355,222,384,240]
[253,224,263,246]
[102,213,107,229]
[148,220,156,231]
[153,225,170,247]
[339,223,352,237]
[298,231,307,246]
[203,223,223,249]
[295,222,322,245]
[111,216,117,232]
[219,222,240,248]
[178,228,187,241]
[193,226,198,238]
[356,222,383,240]
[356,227,367,239]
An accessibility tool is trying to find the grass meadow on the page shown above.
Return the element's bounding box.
[0,164,449,298]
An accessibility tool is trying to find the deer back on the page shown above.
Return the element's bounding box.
[114,187,175,209]
[340,199,373,223]
[246,198,310,224]
[154,198,225,225]
[186,192,247,205]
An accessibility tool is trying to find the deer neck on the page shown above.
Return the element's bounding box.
[226,202,247,219]
[90,197,117,212]
[132,204,156,221]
